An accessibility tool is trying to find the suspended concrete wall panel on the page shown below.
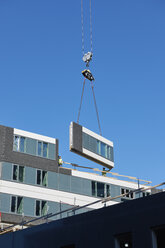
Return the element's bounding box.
[69,122,114,170]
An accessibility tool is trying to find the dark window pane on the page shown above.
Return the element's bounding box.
[154,226,165,248]
[97,182,104,198]
[36,200,40,216]
[42,171,47,187]
[41,201,47,216]
[14,136,20,151]
[11,196,16,212]
[38,141,42,156]
[130,192,134,199]
[101,142,105,157]
[106,185,110,197]
[126,189,129,198]
[37,170,41,185]
[92,181,96,196]
[19,166,24,182]
[17,197,23,214]
[20,137,25,152]
[121,188,125,195]
[43,142,48,158]
[13,165,18,180]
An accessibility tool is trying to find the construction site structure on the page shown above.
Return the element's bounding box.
[0,124,162,235]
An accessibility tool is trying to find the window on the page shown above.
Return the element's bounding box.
[35,200,47,216]
[115,233,132,248]
[97,182,104,197]
[13,135,55,160]
[121,188,134,199]
[36,170,48,187]
[43,142,48,157]
[38,141,42,156]
[83,133,114,162]
[92,181,96,196]
[13,136,26,153]
[12,165,25,182]
[13,136,20,151]
[92,181,108,198]
[37,141,48,158]
[106,184,110,197]
[11,196,23,214]
[152,226,165,248]
[20,137,26,152]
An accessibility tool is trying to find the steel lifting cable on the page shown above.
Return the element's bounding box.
[77,78,86,123]
[91,83,102,136]
[89,0,93,53]
[81,0,93,55]
[81,0,85,56]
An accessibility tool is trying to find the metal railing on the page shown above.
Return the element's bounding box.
[62,162,152,185]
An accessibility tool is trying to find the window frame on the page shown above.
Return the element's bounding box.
[12,164,25,183]
[37,141,49,158]
[10,195,23,214]
[13,135,26,153]
[121,188,134,199]
[35,200,47,216]
[36,169,48,187]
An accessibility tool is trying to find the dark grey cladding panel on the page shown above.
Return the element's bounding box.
[70,122,82,153]
[0,125,71,176]
[0,125,6,158]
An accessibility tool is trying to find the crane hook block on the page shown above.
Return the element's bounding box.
[82,52,93,67]
[82,69,94,81]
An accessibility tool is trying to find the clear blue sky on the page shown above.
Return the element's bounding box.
[0,0,165,186]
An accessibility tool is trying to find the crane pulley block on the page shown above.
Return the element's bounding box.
[82,69,94,81]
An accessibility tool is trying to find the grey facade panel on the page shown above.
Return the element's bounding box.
[24,166,36,185]
[47,171,58,190]
[1,162,12,181]
[0,193,11,213]
[71,176,82,194]
[0,125,71,176]
[48,143,56,160]
[47,201,59,220]
[26,138,37,156]
[23,197,35,217]
[82,178,92,196]
[111,185,121,202]
[59,173,71,192]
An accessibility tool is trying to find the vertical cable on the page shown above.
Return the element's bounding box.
[81,0,85,56]
[77,79,86,123]
[91,84,102,136]
[89,0,93,53]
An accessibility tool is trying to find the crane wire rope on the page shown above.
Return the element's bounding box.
[81,0,93,56]
[81,0,85,56]
[77,78,86,124]
[79,0,102,135]
[91,83,102,136]
[89,0,93,53]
